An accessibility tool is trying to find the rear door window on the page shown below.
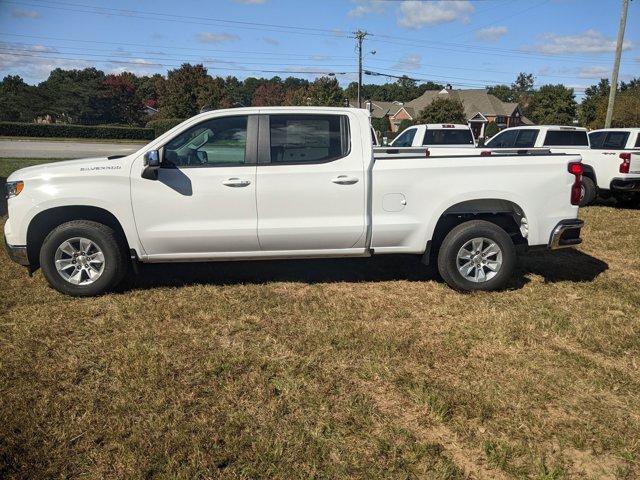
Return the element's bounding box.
[588,131,605,148]
[422,129,474,145]
[392,128,417,147]
[543,130,589,146]
[485,129,517,148]
[513,129,539,148]
[602,131,630,149]
[269,114,350,164]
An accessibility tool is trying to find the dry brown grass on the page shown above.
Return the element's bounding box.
[1,159,639,479]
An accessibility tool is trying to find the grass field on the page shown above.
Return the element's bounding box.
[1,158,639,479]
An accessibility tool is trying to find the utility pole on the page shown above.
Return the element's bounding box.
[354,30,368,108]
[605,0,630,128]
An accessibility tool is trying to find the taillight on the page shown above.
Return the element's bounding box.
[568,161,583,206]
[620,153,631,174]
[480,150,492,156]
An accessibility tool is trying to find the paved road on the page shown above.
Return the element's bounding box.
[0,139,146,159]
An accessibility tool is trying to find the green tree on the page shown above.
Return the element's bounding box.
[579,79,609,128]
[0,75,40,122]
[158,64,212,118]
[37,67,108,124]
[484,121,500,138]
[594,85,640,128]
[397,118,414,133]
[371,116,391,136]
[527,84,577,125]
[417,98,466,124]
[486,84,513,102]
[307,76,343,106]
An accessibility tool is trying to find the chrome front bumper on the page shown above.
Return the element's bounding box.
[548,219,584,250]
[4,237,29,266]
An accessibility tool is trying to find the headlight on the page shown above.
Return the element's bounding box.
[5,181,24,199]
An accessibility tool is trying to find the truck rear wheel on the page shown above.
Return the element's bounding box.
[39,220,128,297]
[437,220,515,292]
[579,177,596,206]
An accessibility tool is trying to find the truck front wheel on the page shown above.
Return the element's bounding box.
[437,220,516,292]
[39,220,128,297]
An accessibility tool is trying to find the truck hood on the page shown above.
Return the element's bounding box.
[7,156,127,182]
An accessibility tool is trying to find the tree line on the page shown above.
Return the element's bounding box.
[0,63,637,130]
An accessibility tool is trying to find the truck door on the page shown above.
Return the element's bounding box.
[131,114,260,256]
[256,113,366,251]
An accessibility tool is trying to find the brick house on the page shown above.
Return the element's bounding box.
[352,88,532,138]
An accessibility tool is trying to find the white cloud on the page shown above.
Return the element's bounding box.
[577,66,609,79]
[394,54,422,71]
[529,29,633,54]
[348,0,386,17]
[196,32,240,43]
[0,43,89,83]
[263,37,280,46]
[398,1,474,29]
[475,26,508,42]
[234,0,267,4]
[11,8,41,19]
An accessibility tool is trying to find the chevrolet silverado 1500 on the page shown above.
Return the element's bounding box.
[485,125,640,207]
[5,107,584,296]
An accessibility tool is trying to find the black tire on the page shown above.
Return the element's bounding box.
[39,220,128,297]
[614,192,640,209]
[437,220,516,292]
[579,176,597,207]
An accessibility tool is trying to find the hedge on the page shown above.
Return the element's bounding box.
[0,122,155,140]
[146,118,185,138]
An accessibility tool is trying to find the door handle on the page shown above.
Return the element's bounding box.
[222,177,251,187]
[331,175,359,185]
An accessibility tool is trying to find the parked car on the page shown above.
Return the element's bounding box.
[485,125,640,207]
[391,124,475,148]
[5,107,584,296]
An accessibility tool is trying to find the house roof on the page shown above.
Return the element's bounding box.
[348,99,408,118]
[405,89,520,119]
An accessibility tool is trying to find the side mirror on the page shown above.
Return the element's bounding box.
[142,150,161,180]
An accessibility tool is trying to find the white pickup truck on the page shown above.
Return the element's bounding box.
[4,107,584,296]
[390,124,475,148]
[485,125,640,207]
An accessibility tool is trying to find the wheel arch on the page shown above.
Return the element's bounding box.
[423,198,528,264]
[582,164,597,186]
[26,205,130,269]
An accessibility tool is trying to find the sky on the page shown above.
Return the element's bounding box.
[0,0,639,99]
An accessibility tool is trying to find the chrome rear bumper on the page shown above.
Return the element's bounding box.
[548,219,584,250]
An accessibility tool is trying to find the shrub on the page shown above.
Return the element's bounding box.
[397,119,414,133]
[484,121,500,138]
[0,122,154,140]
[146,117,185,137]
